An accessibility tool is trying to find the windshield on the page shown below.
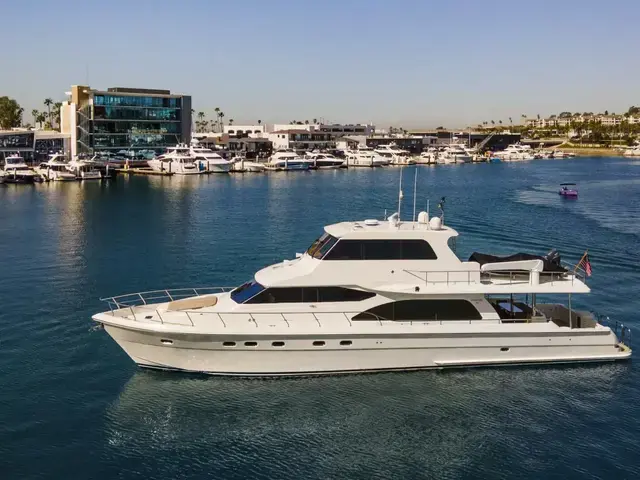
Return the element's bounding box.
[231,280,265,303]
[306,232,338,259]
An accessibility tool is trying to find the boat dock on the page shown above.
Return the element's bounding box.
[115,167,174,176]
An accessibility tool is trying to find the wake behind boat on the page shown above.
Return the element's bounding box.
[93,188,630,375]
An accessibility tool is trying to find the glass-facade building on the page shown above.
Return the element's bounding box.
[0,131,68,164]
[75,87,191,155]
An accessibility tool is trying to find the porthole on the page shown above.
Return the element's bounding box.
[223,341,236,347]
[313,341,326,347]
[244,341,258,347]
[340,340,352,346]
[500,347,510,352]
[160,339,173,345]
[272,341,285,347]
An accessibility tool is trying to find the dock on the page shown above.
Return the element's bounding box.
[115,168,173,176]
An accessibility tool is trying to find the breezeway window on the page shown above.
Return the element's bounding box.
[244,287,375,304]
[353,300,481,321]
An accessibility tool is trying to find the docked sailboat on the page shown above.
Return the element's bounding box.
[93,193,631,375]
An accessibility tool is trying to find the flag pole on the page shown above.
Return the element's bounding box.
[574,250,588,274]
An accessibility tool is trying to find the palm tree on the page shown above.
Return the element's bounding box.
[509,117,513,125]
[214,107,221,131]
[44,98,53,126]
[229,119,234,126]
[218,111,225,131]
[536,114,540,120]
[53,102,62,129]
[312,118,317,124]
[197,111,205,132]
[305,120,309,125]
[491,120,495,126]
[257,119,262,126]
[36,112,47,128]
[32,109,39,128]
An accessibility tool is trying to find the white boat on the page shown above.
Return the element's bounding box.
[68,156,103,180]
[2,154,37,183]
[374,143,416,166]
[265,149,310,171]
[415,149,438,165]
[440,145,473,164]
[305,152,345,170]
[495,144,535,161]
[93,205,631,376]
[148,145,203,175]
[36,154,77,181]
[190,141,232,173]
[345,146,389,167]
[229,156,266,173]
[623,145,640,157]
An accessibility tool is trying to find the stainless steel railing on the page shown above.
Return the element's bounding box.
[404,267,582,286]
[100,286,236,311]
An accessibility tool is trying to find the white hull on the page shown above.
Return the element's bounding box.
[148,160,203,175]
[102,322,629,375]
[198,161,232,173]
[346,158,387,167]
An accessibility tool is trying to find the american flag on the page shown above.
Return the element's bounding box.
[577,252,592,277]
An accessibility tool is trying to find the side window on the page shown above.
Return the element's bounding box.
[246,288,302,304]
[317,287,375,302]
[323,240,363,260]
[353,300,481,321]
[401,240,437,260]
[362,240,401,260]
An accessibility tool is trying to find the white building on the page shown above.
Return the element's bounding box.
[224,124,266,137]
[267,129,335,150]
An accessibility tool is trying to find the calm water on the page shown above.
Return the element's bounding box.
[1,158,639,479]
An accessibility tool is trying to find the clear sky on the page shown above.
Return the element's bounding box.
[2,0,639,128]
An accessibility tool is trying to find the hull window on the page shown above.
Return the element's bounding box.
[323,240,437,260]
[353,300,482,321]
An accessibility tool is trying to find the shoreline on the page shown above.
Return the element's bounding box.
[556,146,622,157]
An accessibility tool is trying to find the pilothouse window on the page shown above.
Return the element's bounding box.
[244,286,375,304]
[231,280,265,303]
[324,240,437,261]
[306,233,338,259]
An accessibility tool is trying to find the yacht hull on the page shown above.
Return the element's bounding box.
[101,322,629,376]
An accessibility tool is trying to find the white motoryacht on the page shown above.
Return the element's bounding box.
[623,145,640,157]
[68,156,103,180]
[265,149,310,171]
[93,207,631,375]
[148,145,202,175]
[440,145,472,164]
[3,154,37,183]
[495,144,535,161]
[229,155,266,173]
[305,152,345,170]
[36,153,77,181]
[190,141,232,173]
[415,148,438,165]
[374,143,416,166]
[345,146,389,167]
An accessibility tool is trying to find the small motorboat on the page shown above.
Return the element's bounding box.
[559,183,578,198]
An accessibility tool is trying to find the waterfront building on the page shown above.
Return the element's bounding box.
[223,125,265,137]
[267,130,335,150]
[61,85,192,157]
[317,123,375,136]
[365,136,427,154]
[0,130,70,164]
[227,138,273,158]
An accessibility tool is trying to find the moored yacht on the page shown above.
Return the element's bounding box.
[148,144,202,175]
[440,145,472,164]
[374,143,416,166]
[265,149,310,171]
[190,141,232,173]
[36,153,77,181]
[93,205,631,375]
[305,152,345,170]
[495,144,534,161]
[345,146,389,167]
[68,156,103,180]
[3,154,37,183]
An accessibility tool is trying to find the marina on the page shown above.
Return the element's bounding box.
[1,155,639,478]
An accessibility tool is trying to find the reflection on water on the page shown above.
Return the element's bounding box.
[106,364,635,478]
[2,157,640,479]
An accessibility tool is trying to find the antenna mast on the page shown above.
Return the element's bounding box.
[412,167,418,224]
[397,166,403,222]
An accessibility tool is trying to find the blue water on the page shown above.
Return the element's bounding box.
[1,158,639,479]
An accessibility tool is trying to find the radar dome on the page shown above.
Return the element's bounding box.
[429,216,442,230]
[417,211,428,224]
